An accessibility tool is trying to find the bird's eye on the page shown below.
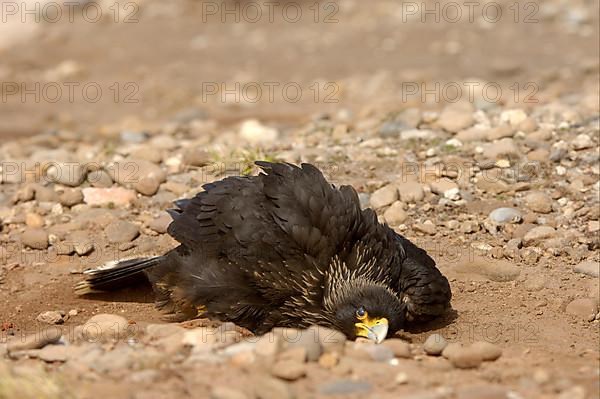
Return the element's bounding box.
[356,307,367,320]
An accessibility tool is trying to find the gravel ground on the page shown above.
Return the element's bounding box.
[0,1,599,398]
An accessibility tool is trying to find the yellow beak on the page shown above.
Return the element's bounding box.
[355,317,389,344]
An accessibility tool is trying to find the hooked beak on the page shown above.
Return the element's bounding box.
[355,317,389,344]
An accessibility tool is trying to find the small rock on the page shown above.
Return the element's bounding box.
[21,228,49,249]
[486,124,514,140]
[500,109,528,126]
[82,187,136,206]
[313,326,346,355]
[183,148,212,167]
[429,178,460,200]
[347,341,394,362]
[255,334,283,358]
[413,220,436,235]
[574,260,599,277]
[148,212,172,234]
[38,344,69,362]
[400,129,437,140]
[87,170,114,188]
[104,220,139,244]
[36,311,64,325]
[566,298,598,321]
[284,328,323,362]
[383,201,408,225]
[25,213,44,228]
[74,314,132,342]
[211,386,248,399]
[383,339,412,358]
[107,159,166,189]
[239,119,279,144]
[443,344,483,369]
[523,226,556,246]
[398,181,425,202]
[253,376,293,399]
[271,359,307,381]
[482,138,520,159]
[571,134,593,150]
[395,372,409,385]
[318,379,372,396]
[59,188,84,207]
[470,341,502,361]
[524,192,553,214]
[134,175,161,196]
[45,162,86,187]
[7,330,62,353]
[489,207,522,224]
[318,352,339,369]
[423,334,448,356]
[370,185,398,209]
[437,104,474,133]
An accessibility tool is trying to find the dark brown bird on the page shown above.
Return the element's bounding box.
[76,162,451,343]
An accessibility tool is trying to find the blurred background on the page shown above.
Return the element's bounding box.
[1,0,598,137]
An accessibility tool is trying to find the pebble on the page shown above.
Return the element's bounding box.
[429,178,460,200]
[566,298,598,321]
[423,334,448,356]
[21,228,49,250]
[148,212,172,234]
[134,175,162,196]
[285,329,323,362]
[7,329,62,353]
[255,334,283,358]
[108,159,166,191]
[104,220,140,244]
[58,188,84,207]
[87,169,114,188]
[398,181,425,202]
[524,192,553,214]
[383,201,408,225]
[82,187,136,206]
[318,352,340,369]
[400,129,437,140]
[482,138,520,159]
[318,379,372,396]
[271,359,306,380]
[313,326,346,355]
[382,338,412,358]
[370,184,398,208]
[36,310,64,325]
[45,162,86,187]
[523,226,556,246]
[183,148,212,167]
[239,119,279,144]
[347,341,395,362]
[413,220,436,235]
[571,134,593,150]
[500,109,528,126]
[211,387,249,399]
[573,260,599,277]
[470,341,502,361]
[253,376,293,399]
[74,314,132,342]
[437,104,474,133]
[488,207,522,224]
[38,344,69,362]
[442,344,483,369]
[25,212,44,228]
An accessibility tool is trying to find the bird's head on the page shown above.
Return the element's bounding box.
[327,280,405,344]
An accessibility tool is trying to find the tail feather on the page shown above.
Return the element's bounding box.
[75,256,163,295]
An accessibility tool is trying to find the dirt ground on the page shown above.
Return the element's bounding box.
[0,1,599,398]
